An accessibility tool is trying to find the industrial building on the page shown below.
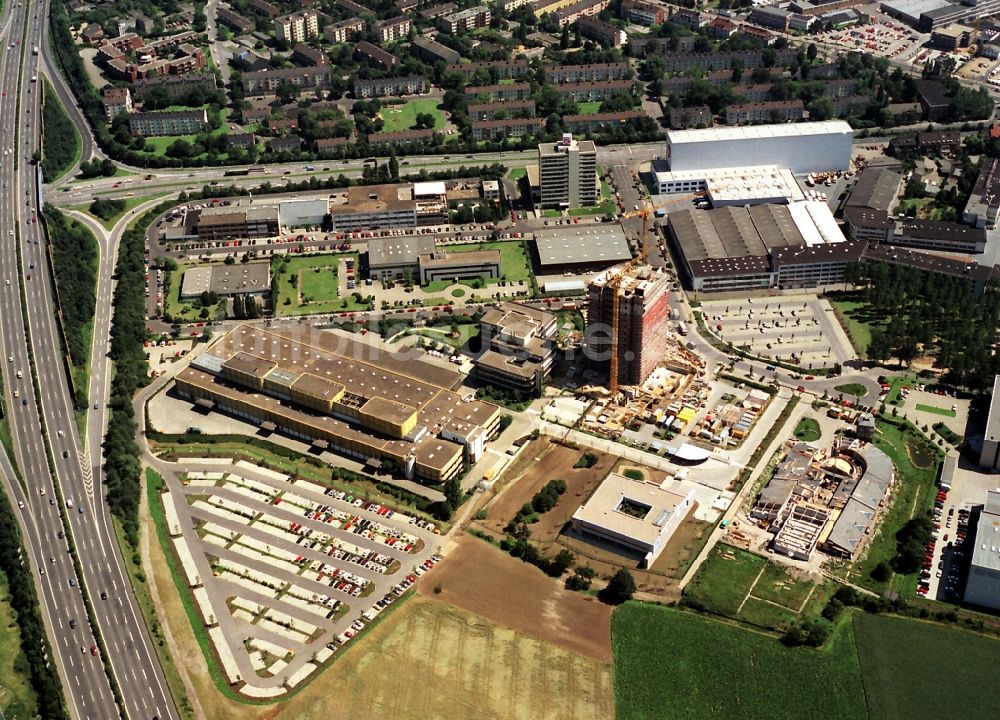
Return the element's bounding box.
[473,302,557,395]
[418,249,501,285]
[587,265,671,387]
[665,121,853,174]
[844,167,903,213]
[964,490,1000,611]
[979,375,1000,470]
[327,184,418,231]
[179,261,271,299]
[538,134,598,209]
[667,201,861,292]
[570,471,695,567]
[653,165,806,206]
[174,325,502,483]
[532,224,633,274]
[190,204,280,240]
[963,157,1000,229]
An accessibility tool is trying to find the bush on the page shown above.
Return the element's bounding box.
[599,568,637,605]
[574,452,599,469]
[870,561,893,583]
[89,197,126,221]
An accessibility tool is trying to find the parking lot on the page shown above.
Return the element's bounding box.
[813,18,917,60]
[699,294,856,369]
[160,458,442,696]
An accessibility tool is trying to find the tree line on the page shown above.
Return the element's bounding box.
[45,207,98,374]
[40,79,80,183]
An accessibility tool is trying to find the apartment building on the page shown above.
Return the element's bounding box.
[354,40,399,70]
[242,66,333,94]
[544,62,628,83]
[621,0,668,26]
[576,16,626,46]
[324,17,365,44]
[554,79,633,101]
[539,134,598,209]
[274,11,319,44]
[101,86,133,121]
[353,75,427,98]
[472,117,545,140]
[367,128,435,147]
[467,100,536,121]
[563,110,646,133]
[376,15,412,43]
[725,100,805,125]
[129,109,208,136]
[442,5,491,32]
[217,7,254,34]
[248,0,282,18]
[133,73,217,100]
[410,36,461,64]
[464,82,532,102]
[445,59,529,79]
[555,0,611,27]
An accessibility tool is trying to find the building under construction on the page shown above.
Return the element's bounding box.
[586,265,671,387]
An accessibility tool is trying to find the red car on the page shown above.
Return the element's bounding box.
[90,646,99,656]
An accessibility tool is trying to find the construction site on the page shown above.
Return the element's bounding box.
[750,439,896,563]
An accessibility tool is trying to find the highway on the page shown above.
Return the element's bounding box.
[0,2,178,719]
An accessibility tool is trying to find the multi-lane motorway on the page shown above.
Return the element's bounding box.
[0,2,177,719]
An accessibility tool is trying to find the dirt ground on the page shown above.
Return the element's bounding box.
[482,438,618,541]
[148,528,612,720]
[419,535,613,663]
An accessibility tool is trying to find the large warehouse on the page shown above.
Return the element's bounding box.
[173,325,502,483]
[964,490,1000,611]
[532,224,633,274]
[667,200,863,292]
[665,121,853,174]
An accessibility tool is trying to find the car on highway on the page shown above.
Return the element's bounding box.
[90,646,99,657]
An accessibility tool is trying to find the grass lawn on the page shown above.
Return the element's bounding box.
[847,419,941,595]
[378,99,445,132]
[541,209,562,218]
[413,323,480,349]
[613,604,868,720]
[0,571,39,719]
[684,543,767,617]
[273,253,370,316]
[829,298,881,357]
[793,417,821,442]
[71,192,170,229]
[916,403,955,417]
[141,109,231,159]
[164,267,225,324]
[568,201,617,217]
[577,101,602,114]
[834,382,869,398]
[420,241,532,289]
[506,166,526,180]
[854,612,1000,720]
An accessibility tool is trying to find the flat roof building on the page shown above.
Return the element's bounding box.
[654,165,806,206]
[328,184,418,231]
[474,302,557,395]
[980,375,1000,470]
[192,204,280,240]
[571,471,695,567]
[367,235,436,282]
[418,249,501,285]
[965,490,1000,610]
[665,120,853,174]
[533,224,632,273]
[174,325,502,482]
[179,261,271,298]
[964,156,1000,229]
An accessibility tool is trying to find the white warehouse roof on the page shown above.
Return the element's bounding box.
[667,120,853,146]
[787,200,846,247]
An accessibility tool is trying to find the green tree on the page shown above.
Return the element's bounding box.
[599,568,636,605]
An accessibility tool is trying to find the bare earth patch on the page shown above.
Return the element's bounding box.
[420,534,613,663]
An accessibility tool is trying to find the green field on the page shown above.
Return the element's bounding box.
[684,544,817,630]
[412,323,480,349]
[793,417,821,442]
[421,240,532,290]
[915,403,956,417]
[0,572,39,719]
[613,604,1000,720]
[378,99,445,133]
[506,166,527,180]
[848,420,941,595]
[830,299,879,356]
[854,613,999,720]
[274,253,369,316]
[613,604,868,720]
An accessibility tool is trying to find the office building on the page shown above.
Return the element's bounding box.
[587,265,671,387]
[538,134,597,209]
[981,375,1000,470]
[571,470,695,566]
[180,261,271,299]
[474,302,557,395]
[174,325,502,483]
[964,157,1000,229]
[191,204,280,240]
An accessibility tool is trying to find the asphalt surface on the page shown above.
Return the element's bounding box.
[0,2,177,719]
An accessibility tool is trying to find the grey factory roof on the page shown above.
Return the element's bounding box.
[896,218,987,245]
[533,225,632,268]
[367,235,436,268]
[965,157,1000,219]
[845,168,903,212]
[862,244,999,283]
[970,490,1000,573]
[826,497,877,556]
[771,241,865,267]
